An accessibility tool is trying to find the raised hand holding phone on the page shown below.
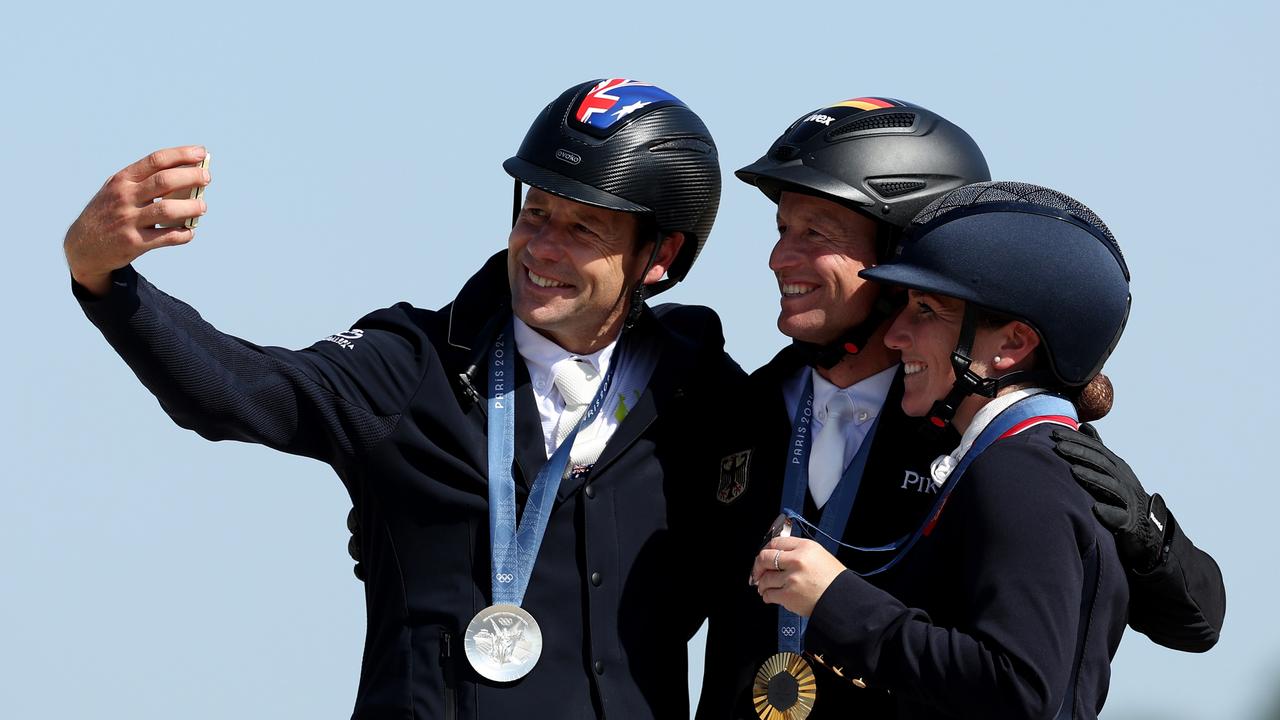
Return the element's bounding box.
[64,145,210,296]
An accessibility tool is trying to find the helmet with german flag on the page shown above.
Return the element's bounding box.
[736,97,989,238]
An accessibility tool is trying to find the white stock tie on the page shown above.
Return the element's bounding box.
[553,359,603,466]
[809,391,855,509]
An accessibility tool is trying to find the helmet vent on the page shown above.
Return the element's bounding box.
[770,145,799,161]
[868,180,927,198]
[827,112,916,140]
[650,137,714,154]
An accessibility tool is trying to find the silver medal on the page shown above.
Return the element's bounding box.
[464,604,543,682]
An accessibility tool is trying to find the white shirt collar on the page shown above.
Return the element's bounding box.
[929,387,1047,486]
[512,318,624,460]
[810,365,897,421]
[512,317,618,396]
[783,364,898,430]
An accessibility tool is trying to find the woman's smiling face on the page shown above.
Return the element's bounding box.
[884,289,1042,426]
[885,290,969,418]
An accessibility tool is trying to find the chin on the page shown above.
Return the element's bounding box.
[778,315,832,345]
[899,393,933,419]
[514,303,559,332]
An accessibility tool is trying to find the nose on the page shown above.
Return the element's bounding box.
[524,221,566,263]
[884,306,912,351]
[768,231,800,274]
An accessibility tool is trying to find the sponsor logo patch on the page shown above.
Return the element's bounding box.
[323,328,363,351]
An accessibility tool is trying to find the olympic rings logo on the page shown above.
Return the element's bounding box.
[781,627,797,637]
[496,573,515,583]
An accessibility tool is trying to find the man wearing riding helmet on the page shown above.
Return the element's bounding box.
[696,98,1224,719]
[66,79,738,719]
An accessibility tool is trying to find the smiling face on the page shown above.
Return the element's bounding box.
[508,187,669,353]
[884,289,1041,428]
[769,191,881,345]
[884,290,970,417]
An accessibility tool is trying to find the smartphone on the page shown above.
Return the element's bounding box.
[160,151,210,229]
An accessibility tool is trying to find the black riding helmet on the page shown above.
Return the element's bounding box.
[737,97,990,366]
[504,79,721,305]
[861,181,1132,426]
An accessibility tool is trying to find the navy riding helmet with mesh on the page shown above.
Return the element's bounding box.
[736,96,990,365]
[504,79,721,294]
[861,181,1132,425]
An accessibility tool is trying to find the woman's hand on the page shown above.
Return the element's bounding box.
[751,536,847,617]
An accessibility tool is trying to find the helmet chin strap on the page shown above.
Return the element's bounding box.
[624,231,667,330]
[925,305,1044,428]
[511,179,523,227]
[792,296,897,369]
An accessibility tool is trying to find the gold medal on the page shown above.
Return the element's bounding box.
[752,651,817,720]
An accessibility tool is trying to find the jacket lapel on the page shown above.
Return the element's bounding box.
[439,250,512,488]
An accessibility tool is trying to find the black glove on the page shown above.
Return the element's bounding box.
[1052,424,1169,573]
[347,508,366,582]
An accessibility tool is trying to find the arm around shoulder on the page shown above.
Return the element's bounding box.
[1126,508,1226,651]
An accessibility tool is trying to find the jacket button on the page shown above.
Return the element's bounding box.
[584,484,596,499]
[594,660,605,675]
[590,571,602,587]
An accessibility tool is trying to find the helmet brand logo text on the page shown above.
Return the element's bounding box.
[555,149,582,165]
[804,114,835,126]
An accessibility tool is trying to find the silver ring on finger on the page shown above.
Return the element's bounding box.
[773,549,782,572]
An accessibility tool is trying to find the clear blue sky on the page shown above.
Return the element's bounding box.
[3,2,1276,718]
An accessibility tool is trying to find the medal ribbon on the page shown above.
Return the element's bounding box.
[486,319,657,607]
[776,372,882,653]
[782,393,1080,581]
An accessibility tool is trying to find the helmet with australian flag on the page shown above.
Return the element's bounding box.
[504,79,721,293]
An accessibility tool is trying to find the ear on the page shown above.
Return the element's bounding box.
[991,321,1041,372]
[642,231,686,285]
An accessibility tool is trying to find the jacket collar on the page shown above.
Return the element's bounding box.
[446,250,512,353]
